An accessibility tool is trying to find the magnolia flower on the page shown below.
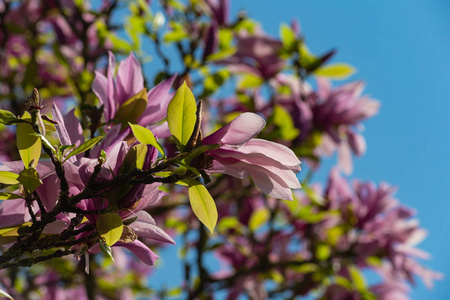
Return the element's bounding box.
[92,51,175,127]
[203,112,301,200]
[216,31,284,79]
[276,75,379,173]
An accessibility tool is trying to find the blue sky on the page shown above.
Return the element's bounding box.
[146,1,450,298]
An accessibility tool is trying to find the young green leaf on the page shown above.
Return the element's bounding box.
[97,213,124,246]
[0,192,22,200]
[0,171,19,185]
[280,23,296,50]
[167,82,197,151]
[17,168,43,193]
[314,63,356,80]
[188,181,218,234]
[99,239,115,262]
[249,207,270,232]
[129,123,165,156]
[31,133,56,153]
[64,136,103,162]
[120,143,148,173]
[17,112,41,168]
[115,88,148,125]
[0,109,18,125]
[238,74,264,89]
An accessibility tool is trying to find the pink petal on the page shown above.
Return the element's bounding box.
[116,53,144,106]
[106,52,118,122]
[52,103,72,147]
[64,109,85,147]
[130,212,175,245]
[116,240,158,265]
[235,139,301,167]
[247,165,296,201]
[347,131,366,156]
[0,198,29,228]
[133,184,162,211]
[92,71,107,106]
[203,113,265,146]
[137,75,176,126]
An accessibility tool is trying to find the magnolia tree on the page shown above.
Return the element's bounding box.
[0,0,442,299]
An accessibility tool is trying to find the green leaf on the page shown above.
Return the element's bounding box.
[316,243,331,261]
[0,171,19,185]
[96,213,124,246]
[0,109,18,125]
[31,133,56,153]
[349,265,366,291]
[108,34,133,52]
[115,88,148,125]
[17,112,41,168]
[249,207,270,232]
[167,82,197,151]
[314,63,356,80]
[273,105,299,141]
[120,143,148,173]
[184,144,219,165]
[280,23,296,50]
[163,23,188,43]
[206,47,236,61]
[238,73,264,89]
[289,263,319,274]
[129,123,165,156]
[64,136,103,162]
[99,239,115,262]
[188,181,218,234]
[0,287,14,300]
[17,168,42,193]
[0,192,22,200]
[217,216,241,233]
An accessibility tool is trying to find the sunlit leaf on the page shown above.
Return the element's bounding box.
[31,133,56,153]
[115,88,148,125]
[129,123,165,156]
[17,167,42,193]
[238,73,264,89]
[64,136,103,162]
[120,143,148,174]
[17,112,41,168]
[217,216,241,233]
[0,223,31,236]
[0,171,19,185]
[0,192,22,200]
[273,105,299,141]
[314,63,356,80]
[167,82,197,151]
[0,109,17,125]
[206,47,236,61]
[188,181,218,234]
[163,22,188,43]
[349,265,366,291]
[97,213,124,246]
[99,239,115,262]
[280,23,296,50]
[316,243,331,261]
[249,207,270,232]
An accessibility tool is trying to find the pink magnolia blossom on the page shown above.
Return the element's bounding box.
[217,31,284,79]
[203,112,301,200]
[92,51,175,127]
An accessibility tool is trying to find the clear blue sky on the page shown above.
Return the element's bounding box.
[146,1,450,298]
